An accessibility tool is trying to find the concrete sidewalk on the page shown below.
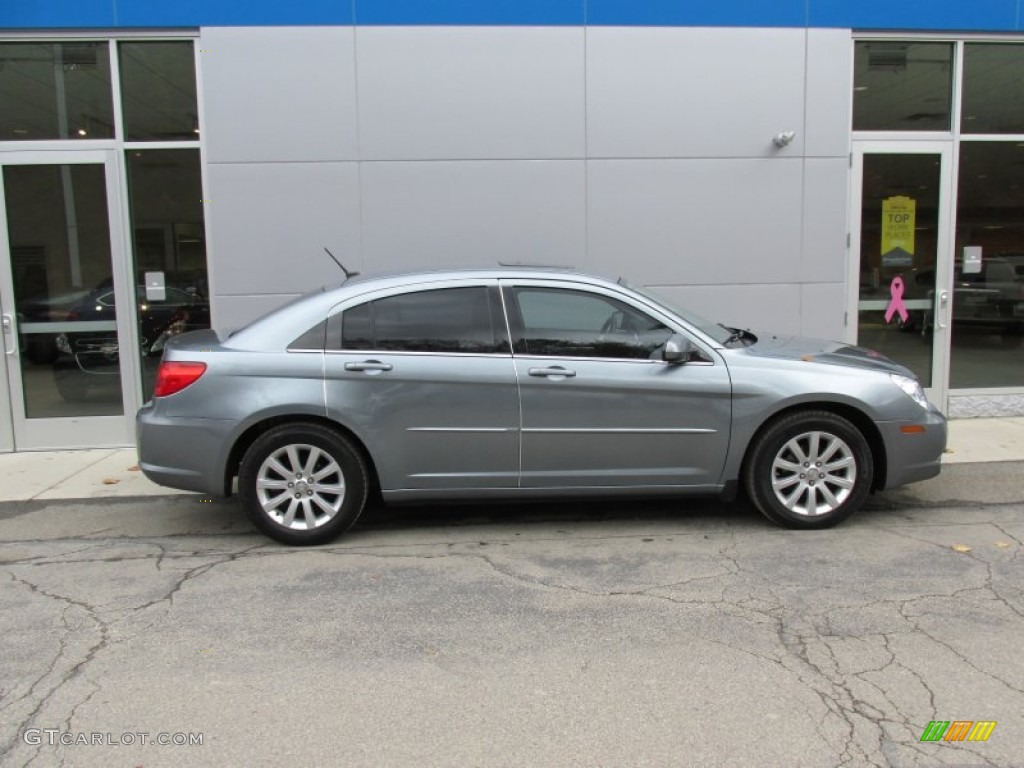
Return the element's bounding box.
[2,417,1023,504]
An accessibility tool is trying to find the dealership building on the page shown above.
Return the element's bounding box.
[1,0,1023,451]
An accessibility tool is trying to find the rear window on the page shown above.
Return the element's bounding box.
[339,287,501,354]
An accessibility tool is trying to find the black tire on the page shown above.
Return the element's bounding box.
[743,410,872,529]
[238,423,369,545]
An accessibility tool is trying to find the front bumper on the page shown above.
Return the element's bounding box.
[877,405,948,490]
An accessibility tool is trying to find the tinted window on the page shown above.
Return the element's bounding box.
[119,41,199,141]
[853,42,953,131]
[512,287,673,360]
[962,44,1024,134]
[289,320,327,351]
[0,42,115,140]
[341,287,498,353]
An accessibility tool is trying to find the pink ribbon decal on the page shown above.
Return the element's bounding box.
[884,276,909,324]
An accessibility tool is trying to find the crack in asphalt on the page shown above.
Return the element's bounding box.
[1,573,111,767]
[0,542,266,765]
[1,513,1021,767]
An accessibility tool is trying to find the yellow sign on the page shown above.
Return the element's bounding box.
[881,196,916,265]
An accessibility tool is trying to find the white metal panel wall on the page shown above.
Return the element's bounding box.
[206,162,362,295]
[361,160,586,270]
[199,25,853,337]
[357,27,586,160]
[585,27,807,158]
[201,26,359,163]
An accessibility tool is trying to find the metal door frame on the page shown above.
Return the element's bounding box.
[848,141,956,411]
[0,149,141,450]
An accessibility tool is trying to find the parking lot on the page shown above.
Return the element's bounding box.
[1,462,1022,768]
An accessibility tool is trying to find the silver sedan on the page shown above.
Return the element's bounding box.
[137,269,946,545]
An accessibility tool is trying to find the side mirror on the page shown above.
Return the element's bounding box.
[662,334,694,364]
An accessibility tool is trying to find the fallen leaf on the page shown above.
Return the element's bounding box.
[102,478,120,485]
[127,465,140,472]
[994,541,1012,549]
[951,544,972,553]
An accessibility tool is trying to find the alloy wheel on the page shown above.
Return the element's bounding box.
[255,443,347,530]
[769,431,856,517]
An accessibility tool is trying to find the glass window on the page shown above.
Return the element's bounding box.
[125,148,210,397]
[962,44,1024,134]
[3,163,123,417]
[0,42,115,141]
[853,42,953,132]
[854,153,942,387]
[341,287,498,354]
[289,321,327,351]
[341,303,373,350]
[512,287,673,360]
[119,41,199,141]
[950,142,1024,388]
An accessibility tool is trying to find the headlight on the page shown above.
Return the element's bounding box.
[891,374,929,409]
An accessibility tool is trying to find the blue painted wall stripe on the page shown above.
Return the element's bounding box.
[586,0,806,28]
[1,0,1022,31]
[807,0,1019,32]
[357,1,584,26]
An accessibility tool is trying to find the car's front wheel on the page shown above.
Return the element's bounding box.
[238,423,368,545]
[743,411,873,529]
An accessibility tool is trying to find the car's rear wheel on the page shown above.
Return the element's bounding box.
[744,411,872,529]
[238,424,368,545]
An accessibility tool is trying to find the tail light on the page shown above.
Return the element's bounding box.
[153,361,206,397]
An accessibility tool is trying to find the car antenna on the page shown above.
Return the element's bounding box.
[325,247,360,281]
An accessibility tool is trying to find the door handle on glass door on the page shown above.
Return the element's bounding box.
[937,290,950,329]
[1,314,16,355]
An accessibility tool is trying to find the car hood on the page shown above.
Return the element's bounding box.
[738,333,915,377]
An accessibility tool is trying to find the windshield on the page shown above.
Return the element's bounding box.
[618,279,734,344]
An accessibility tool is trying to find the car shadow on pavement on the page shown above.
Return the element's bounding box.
[355,495,765,535]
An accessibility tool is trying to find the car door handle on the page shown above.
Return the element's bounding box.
[528,366,576,378]
[344,360,393,372]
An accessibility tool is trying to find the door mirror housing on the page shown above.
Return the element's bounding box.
[662,334,694,364]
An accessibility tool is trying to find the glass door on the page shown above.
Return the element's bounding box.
[0,150,139,449]
[849,142,954,409]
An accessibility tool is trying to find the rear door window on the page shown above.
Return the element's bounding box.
[338,286,503,354]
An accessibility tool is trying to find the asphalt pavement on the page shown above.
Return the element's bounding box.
[0,419,1022,767]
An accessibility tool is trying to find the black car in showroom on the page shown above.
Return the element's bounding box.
[53,282,210,401]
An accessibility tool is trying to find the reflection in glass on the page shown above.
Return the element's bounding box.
[3,164,123,417]
[125,149,210,398]
[856,154,942,387]
[951,143,1024,388]
[119,41,199,141]
[962,44,1024,134]
[853,42,953,132]
[0,42,115,140]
